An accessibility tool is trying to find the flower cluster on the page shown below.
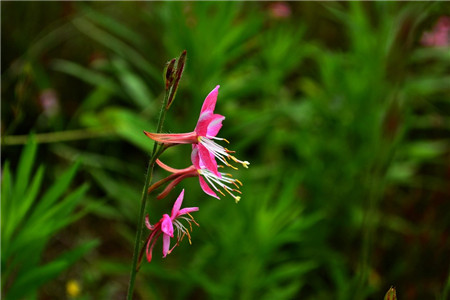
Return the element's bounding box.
[143,85,249,262]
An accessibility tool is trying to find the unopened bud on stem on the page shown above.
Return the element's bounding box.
[384,286,397,300]
[166,50,187,109]
[164,58,176,91]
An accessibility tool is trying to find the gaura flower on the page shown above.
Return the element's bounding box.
[143,189,198,262]
[421,16,450,48]
[148,147,243,203]
[144,85,249,176]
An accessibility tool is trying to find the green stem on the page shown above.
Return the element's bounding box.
[1,128,113,145]
[126,92,170,300]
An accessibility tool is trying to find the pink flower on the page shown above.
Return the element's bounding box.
[421,16,450,47]
[144,85,249,176]
[268,2,291,19]
[148,147,243,203]
[144,189,199,262]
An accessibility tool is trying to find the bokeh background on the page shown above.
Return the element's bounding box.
[2,2,450,299]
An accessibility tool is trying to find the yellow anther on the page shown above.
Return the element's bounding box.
[226,163,238,170]
[235,196,241,203]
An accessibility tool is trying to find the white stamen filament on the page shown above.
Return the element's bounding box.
[199,137,250,169]
[200,169,242,203]
[172,215,198,245]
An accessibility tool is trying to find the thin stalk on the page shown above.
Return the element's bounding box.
[126,92,170,300]
[354,142,393,299]
[1,128,113,146]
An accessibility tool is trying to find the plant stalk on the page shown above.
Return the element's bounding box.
[126,91,170,300]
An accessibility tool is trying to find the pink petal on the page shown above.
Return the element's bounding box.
[198,143,219,176]
[162,233,171,258]
[178,206,199,216]
[199,176,219,199]
[171,189,185,219]
[146,231,161,262]
[200,85,220,114]
[191,146,201,169]
[144,131,197,144]
[145,214,153,230]
[206,114,225,138]
[156,172,197,200]
[156,159,183,173]
[195,112,213,137]
[161,214,174,237]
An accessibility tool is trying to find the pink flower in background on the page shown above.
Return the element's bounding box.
[148,147,243,203]
[144,190,198,262]
[268,2,291,19]
[39,89,60,117]
[144,85,249,176]
[421,16,450,47]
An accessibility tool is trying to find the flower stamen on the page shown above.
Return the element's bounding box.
[200,168,243,203]
[199,137,250,170]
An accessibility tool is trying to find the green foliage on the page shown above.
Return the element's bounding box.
[1,138,98,299]
[2,1,449,299]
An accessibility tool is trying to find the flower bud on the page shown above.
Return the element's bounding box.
[166,50,187,109]
[384,286,397,300]
[175,49,187,79]
[164,58,176,91]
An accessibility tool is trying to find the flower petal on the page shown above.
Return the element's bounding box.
[156,172,197,200]
[206,114,225,138]
[162,233,171,258]
[145,214,153,230]
[171,189,185,219]
[144,131,197,144]
[161,214,174,237]
[146,231,161,262]
[200,85,220,114]
[199,176,219,199]
[198,143,219,176]
[178,206,199,216]
[191,146,201,169]
[195,112,213,137]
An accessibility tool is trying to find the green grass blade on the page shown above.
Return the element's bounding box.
[73,17,160,81]
[28,162,80,224]
[6,240,99,299]
[1,162,12,259]
[51,59,123,95]
[13,136,37,204]
[111,57,154,109]
[13,165,45,232]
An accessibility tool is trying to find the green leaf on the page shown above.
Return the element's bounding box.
[13,165,45,234]
[51,59,123,95]
[29,162,80,222]
[72,18,160,81]
[36,184,89,228]
[404,141,447,161]
[1,162,12,253]
[99,107,155,152]
[8,184,89,256]
[7,240,99,299]
[14,136,37,204]
[112,57,154,109]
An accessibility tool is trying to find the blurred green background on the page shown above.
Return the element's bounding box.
[2,2,450,299]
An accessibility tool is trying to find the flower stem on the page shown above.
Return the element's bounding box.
[126,92,170,300]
